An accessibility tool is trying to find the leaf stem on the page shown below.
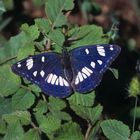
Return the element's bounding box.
[46,38,51,50]
[31,121,42,134]
[20,85,32,92]
[0,56,17,65]
[42,94,47,102]
[132,96,138,133]
[85,123,92,140]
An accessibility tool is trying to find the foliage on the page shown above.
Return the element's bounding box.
[0,0,139,140]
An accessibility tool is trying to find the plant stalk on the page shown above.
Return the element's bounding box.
[132,96,138,133]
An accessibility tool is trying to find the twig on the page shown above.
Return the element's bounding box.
[85,123,92,140]
[132,96,138,133]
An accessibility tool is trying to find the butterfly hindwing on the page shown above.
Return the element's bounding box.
[70,44,121,93]
[12,52,72,98]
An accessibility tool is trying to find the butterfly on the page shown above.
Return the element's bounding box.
[12,44,121,98]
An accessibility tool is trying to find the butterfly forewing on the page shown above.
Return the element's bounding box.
[12,52,72,98]
[70,44,121,93]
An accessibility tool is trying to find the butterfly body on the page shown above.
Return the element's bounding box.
[12,44,121,98]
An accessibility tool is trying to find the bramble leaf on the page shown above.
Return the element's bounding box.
[0,98,13,116]
[49,29,65,46]
[3,121,24,140]
[68,25,108,49]
[17,43,35,60]
[23,128,41,140]
[0,119,6,134]
[21,24,40,41]
[2,111,31,125]
[45,0,74,27]
[54,122,84,140]
[0,65,21,96]
[34,100,48,114]
[131,131,140,140]
[68,91,95,107]
[12,88,35,110]
[39,114,61,134]
[101,119,130,140]
[50,110,72,121]
[48,96,66,111]
[70,104,102,124]
[35,18,51,34]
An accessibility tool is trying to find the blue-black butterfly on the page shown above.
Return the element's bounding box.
[12,44,121,98]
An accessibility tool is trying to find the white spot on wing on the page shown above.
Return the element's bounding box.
[47,73,53,83]
[97,60,102,65]
[85,67,93,73]
[63,78,69,86]
[41,56,45,62]
[40,70,45,77]
[97,45,105,56]
[90,61,95,68]
[26,58,33,70]
[75,76,79,85]
[17,63,21,67]
[85,49,89,54]
[55,78,59,85]
[78,72,83,82]
[82,72,87,79]
[82,67,90,76]
[51,74,57,84]
[110,45,114,50]
[33,71,37,77]
[59,76,63,86]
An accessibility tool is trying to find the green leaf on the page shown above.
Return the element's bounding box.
[23,129,41,140]
[50,110,72,121]
[3,121,24,140]
[17,43,35,60]
[48,96,66,111]
[68,25,108,49]
[109,68,119,79]
[12,88,35,110]
[0,119,6,134]
[0,98,13,116]
[21,24,40,41]
[0,1,6,16]
[101,119,130,140]
[3,0,14,10]
[39,114,61,134]
[34,100,48,114]
[54,122,84,140]
[34,113,46,125]
[49,29,65,46]
[0,64,21,96]
[68,91,95,107]
[2,111,31,125]
[35,18,51,34]
[131,131,140,140]
[70,104,102,124]
[45,0,74,27]
[28,84,41,93]
[0,31,29,64]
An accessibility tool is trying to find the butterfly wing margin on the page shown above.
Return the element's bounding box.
[70,44,121,93]
[12,52,72,98]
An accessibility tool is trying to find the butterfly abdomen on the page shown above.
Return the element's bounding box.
[62,47,73,82]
